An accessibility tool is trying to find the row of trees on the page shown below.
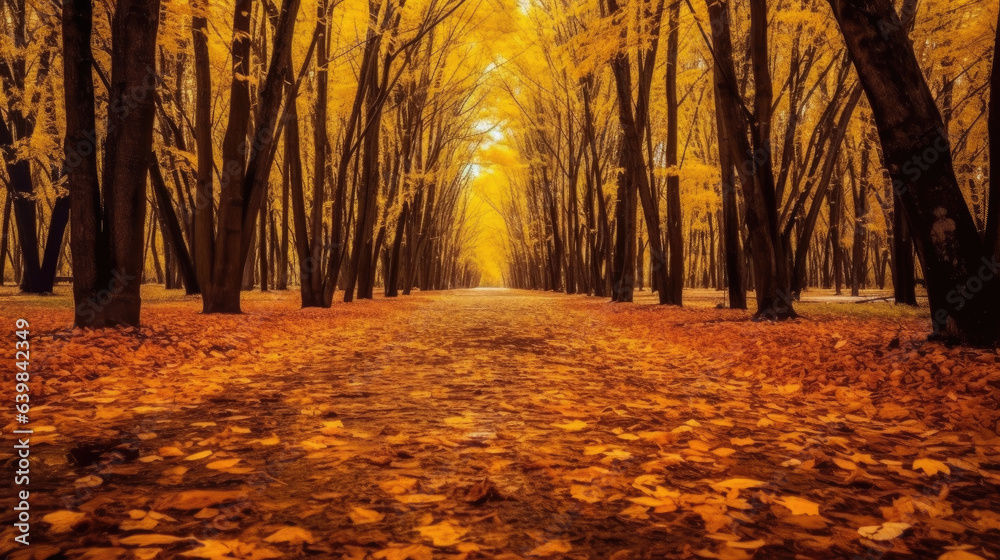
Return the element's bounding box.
[495,0,999,345]
[1,0,491,325]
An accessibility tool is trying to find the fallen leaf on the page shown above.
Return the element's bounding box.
[372,544,434,560]
[206,458,241,470]
[528,540,573,556]
[184,450,213,461]
[41,510,86,533]
[119,534,186,546]
[379,477,418,495]
[153,489,246,510]
[75,475,103,488]
[349,507,384,525]
[779,496,820,516]
[726,539,766,549]
[714,478,766,490]
[938,552,987,560]
[570,484,605,503]
[415,520,468,546]
[552,420,588,432]
[264,526,316,545]
[858,522,911,541]
[395,494,447,504]
[913,458,951,476]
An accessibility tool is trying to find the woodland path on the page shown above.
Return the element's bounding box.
[2,289,999,559]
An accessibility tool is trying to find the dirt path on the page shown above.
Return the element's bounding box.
[2,289,999,559]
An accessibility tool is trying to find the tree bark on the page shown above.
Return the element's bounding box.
[150,155,200,294]
[827,0,1000,345]
[707,0,794,319]
[191,0,215,299]
[63,0,162,327]
[664,0,683,305]
[203,0,301,313]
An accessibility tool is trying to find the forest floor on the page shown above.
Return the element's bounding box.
[1,287,999,560]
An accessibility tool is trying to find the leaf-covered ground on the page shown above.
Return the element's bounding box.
[1,288,999,560]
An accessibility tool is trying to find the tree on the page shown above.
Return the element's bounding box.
[1,0,69,294]
[63,0,162,326]
[196,0,302,313]
[704,0,795,319]
[826,0,1000,345]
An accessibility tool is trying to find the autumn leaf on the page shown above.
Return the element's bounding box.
[714,478,767,490]
[373,544,434,560]
[619,504,650,519]
[570,484,605,503]
[552,420,588,431]
[727,539,766,549]
[41,510,86,533]
[528,540,573,556]
[913,458,951,476]
[858,522,911,541]
[206,458,241,470]
[75,475,103,488]
[415,520,469,546]
[779,496,820,516]
[396,494,448,504]
[264,526,316,545]
[349,506,384,525]
[119,534,187,546]
[938,552,987,560]
[379,477,418,495]
[153,489,246,510]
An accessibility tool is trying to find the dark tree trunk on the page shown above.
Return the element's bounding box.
[191,0,215,301]
[0,120,69,294]
[715,79,747,309]
[606,0,669,304]
[850,145,869,297]
[0,2,68,295]
[63,0,161,327]
[830,172,844,295]
[0,191,9,285]
[707,0,792,318]
[150,155,200,294]
[664,0,684,305]
[203,0,301,313]
[309,0,329,300]
[284,44,324,307]
[891,190,918,305]
[345,58,384,302]
[259,194,269,292]
[277,151,289,290]
[827,0,1000,345]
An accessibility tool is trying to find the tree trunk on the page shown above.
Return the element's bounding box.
[203,0,301,313]
[191,0,215,301]
[259,193,269,291]
[284,44,324,307]
[63,0,161,327]
[1,190,11,286]
[707,0,792,318]
[310,0,330,300]
[827,0,1000,345]
[891,189,918,305]
[150,155,200,294]
[715,81,747,309]
[664,0,684,305]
